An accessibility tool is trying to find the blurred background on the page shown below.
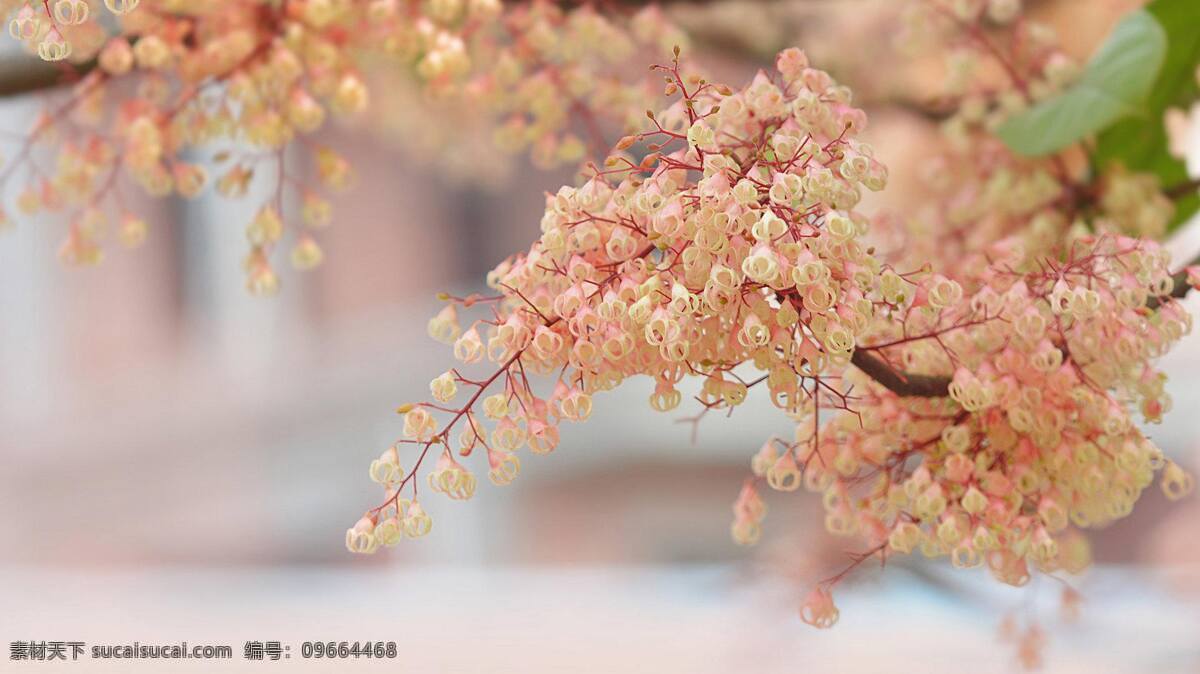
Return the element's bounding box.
[0,1,1198,672]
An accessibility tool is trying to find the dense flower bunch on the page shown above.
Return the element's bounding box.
[782,236,1192,595]
[351,42,1199,606]
[0,0,681,289]
[351,48,888,549]
[349,47,1198,636]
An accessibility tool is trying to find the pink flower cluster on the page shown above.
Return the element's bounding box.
[770,235,1192,600]
[353,49,1196,632]
[353,48,896,548]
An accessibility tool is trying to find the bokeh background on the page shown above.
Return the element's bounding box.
[1,1,1198,671]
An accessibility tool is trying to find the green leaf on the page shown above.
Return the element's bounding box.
[996,9,1167,157]
[1095,0,1200,232]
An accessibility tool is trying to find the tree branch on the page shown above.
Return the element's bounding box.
[1147,253,1199,310]
[1164,176,1200,201]
[849,349,951,398]
[0,56,96,98]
